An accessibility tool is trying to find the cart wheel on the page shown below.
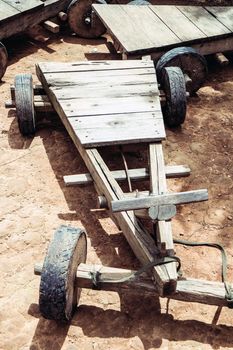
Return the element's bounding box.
[162,67,186,127]
[128,0,151,4]
[0,42,8,81]
[67,0,107,39]
[156,47,208,95]
[14,74,36,136]
[39,225,87,321]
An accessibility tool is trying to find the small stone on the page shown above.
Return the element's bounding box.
[228,216,233,220]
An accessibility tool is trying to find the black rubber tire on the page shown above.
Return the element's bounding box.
[156,47,208,95]
[162,66,187,127]
[67,0,107,39]
[39,225,87,321]
[0,42,8,81]
[128,0,150,4]
[14,74,36,136]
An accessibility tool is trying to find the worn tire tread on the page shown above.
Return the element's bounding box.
[39,225,87,321]
[162,67,187,127]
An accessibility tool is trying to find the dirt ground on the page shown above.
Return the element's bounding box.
[0,23,233,350]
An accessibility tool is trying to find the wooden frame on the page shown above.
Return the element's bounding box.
[17,59,230,311]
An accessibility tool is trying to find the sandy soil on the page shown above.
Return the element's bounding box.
[0,24,233,350]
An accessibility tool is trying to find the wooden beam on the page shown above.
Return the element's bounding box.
[34,263,230,307]
[63,165,191,186]
[5,95,54,113]
[111,189,208,212]
[149,143,177,284]
[43,20,60,33]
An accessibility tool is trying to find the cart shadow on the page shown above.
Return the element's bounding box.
[28,295,233,350]
[4,30,112,69]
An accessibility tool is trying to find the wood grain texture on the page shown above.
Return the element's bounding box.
[37,60,165,147]
[205,7,233,32]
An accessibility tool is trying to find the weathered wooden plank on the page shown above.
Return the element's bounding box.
[149,143,177,282]
[38,60,155,73]
[50,83,159,100]
[177,6,231,37]
[0,1,20,22]
[205,7,233,32]
[149,5,206,42]
[3,0,44,14]
[35,262,230,307]
[69,113,165,147]
[93,4,181,54]
[111,189,208,212]
[61,94,161,117]
[44,67,156,82]
[63,165,191,186]
[44,71,158,88]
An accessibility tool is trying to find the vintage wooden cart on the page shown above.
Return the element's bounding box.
[0,0,74,80]
[0,0,111,80]
[8,58,233,322]
[92,4,233,60]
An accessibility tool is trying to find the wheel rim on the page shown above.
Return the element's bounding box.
[156,47,208,94]
[68,0,106,39]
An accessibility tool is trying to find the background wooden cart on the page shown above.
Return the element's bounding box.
[93,4,233,60]
[0,0,72,80]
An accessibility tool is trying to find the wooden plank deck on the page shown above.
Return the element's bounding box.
[36,60,166,148]
[0,0,44,23]
[93,4,233,56]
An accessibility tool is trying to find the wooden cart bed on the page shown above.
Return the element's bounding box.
[93,4,233,59]
[36,60,166,147]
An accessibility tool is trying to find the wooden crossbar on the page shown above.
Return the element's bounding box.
[63,165,191,186]
[111,189,208,213]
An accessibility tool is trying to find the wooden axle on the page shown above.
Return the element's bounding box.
[5,95,54,113]
[215,52,229,66]
[58,11,68,22]
[63,165,191,186]
[34,262,230,307]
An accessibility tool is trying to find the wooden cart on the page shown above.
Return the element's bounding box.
[93,4,233,61]
[0,0,74,80]
[8,58,233,322]
[1,0,112,80]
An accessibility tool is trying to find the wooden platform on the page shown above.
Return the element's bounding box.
[93,4,233,59]
[36,60,166,148]
[0,0,44,23]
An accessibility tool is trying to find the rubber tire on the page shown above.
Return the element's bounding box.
[39,225,87,321]
[67,0,107,39]
[14,74,36,136]
[0,42,8,81]
[162,67,187,127]
[156,47,208,95]
[128,0,150,4]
